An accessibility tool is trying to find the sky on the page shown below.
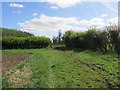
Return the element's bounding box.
[1,0,118,38]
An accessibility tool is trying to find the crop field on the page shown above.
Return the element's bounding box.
[2,48,120,88]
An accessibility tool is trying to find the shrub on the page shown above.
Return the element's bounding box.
[62,25,120,54]
[105,25,120,54]
[2,36,51,49]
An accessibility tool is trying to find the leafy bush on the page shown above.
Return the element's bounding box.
[62,29,101,50]
[105,25,120,54]
[2,36,51,49]
[62,25,120,54]
[62,30,76,47]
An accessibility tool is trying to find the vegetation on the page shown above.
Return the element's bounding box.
[0,28,33,37]
[2,36,51,49]
[62,25,120,54]
[2,49,119,88]
[1,25,119,88]
[1,28,51,49]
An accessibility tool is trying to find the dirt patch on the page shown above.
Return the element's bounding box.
[9,66,32,86]
[2,53,33,74]
[53,47,67,51]
[27,52,34,54]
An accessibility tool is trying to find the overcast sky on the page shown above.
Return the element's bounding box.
[1,0,118,38]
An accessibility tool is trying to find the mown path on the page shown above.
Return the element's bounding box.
[2,48,120,88]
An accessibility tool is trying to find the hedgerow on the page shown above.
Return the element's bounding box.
[62,25,120,54]
[2,36,51,49]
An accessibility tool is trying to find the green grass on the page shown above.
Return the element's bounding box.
[2,48,120,88]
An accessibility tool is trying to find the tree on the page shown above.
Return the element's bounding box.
[52,37,58,44]
[58,30,62,44]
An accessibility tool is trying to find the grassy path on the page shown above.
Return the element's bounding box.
[48,51,56,88]
[2,48,120,88]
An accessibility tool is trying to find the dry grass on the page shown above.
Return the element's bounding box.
[9,66,32,86]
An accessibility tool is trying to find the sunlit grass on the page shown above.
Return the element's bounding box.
[2,48,119,88]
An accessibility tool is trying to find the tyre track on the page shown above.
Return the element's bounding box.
[62,51,118,88]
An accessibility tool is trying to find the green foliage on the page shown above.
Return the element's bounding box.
[63,26,120,54]
[1,28,51,49]
[106,25,120,54]
[62,30,79,47]
[2,49,119,88]
[83,28,101,50]
[62,29,101,49]
[0,28,33,37]
[2,36,51,49]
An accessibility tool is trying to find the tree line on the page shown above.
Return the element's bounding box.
[1,28,33,37]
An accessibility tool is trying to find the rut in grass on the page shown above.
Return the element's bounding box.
[62,51,119,88]
[2,49,119,88]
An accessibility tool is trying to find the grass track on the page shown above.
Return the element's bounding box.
[2,48,120,88]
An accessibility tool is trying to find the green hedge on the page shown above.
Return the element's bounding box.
[63,27,120,54]
[62,29,108,51]
[2,36,51,49]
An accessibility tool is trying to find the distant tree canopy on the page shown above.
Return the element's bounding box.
[52,37,59,44]
[0,28,33,37]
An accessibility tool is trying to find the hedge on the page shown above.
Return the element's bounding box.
[2,36,51,49]
[62,27,120,54]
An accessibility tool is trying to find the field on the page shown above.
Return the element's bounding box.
[2,47,120,88]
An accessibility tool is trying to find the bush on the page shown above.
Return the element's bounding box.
[62,30,76,47]
[105,25,120,54]
[62,25,120,54]
[62,29,101,50]
[2,36,51,49]
[83,28,101,50]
